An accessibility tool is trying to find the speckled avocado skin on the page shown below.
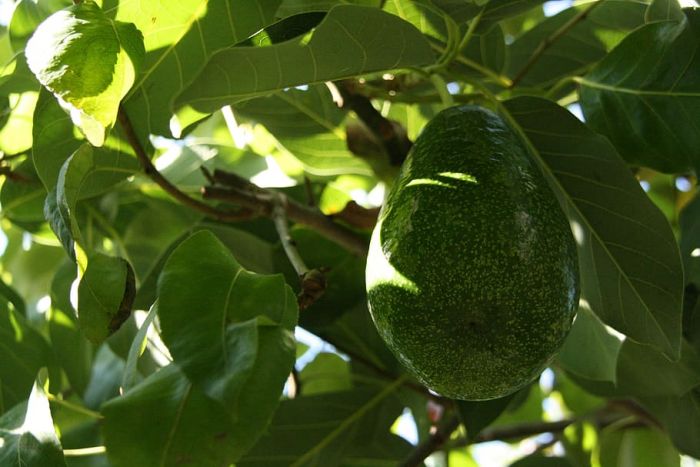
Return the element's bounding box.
[366,105,579,401]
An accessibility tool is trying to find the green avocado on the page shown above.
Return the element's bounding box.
[366,105,579,401]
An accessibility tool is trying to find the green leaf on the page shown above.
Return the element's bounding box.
[48,143,138,256]
[0,370,67,467]
[680,193,700,286]
[102,364,242,467]
[641,389,700,458]
[77,252,135,344]
[615,339,700,397]
[645,0,685,23]
[120,303,158,392]
[236,85,372,176]
[8,0,68,52]
[507,1,647,87]
[0,91,37,155]
[429,0,547,28]
[0,277,26,316]
[174,5,435,124]
[117,0,282,142]
[0,159,45,228]
[0,308,55,412]
[300,352,352,395]
[505,96,684,359]
[457,391,518,441]
[238,383,406,466]
[578,9,700,173]
[598,426,680,467]
[43,189,74,260]
[157,230,297,456]
[557,306,623,383]
[25,1,145,146]
[48,261,92,396]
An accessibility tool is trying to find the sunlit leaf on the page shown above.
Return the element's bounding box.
[25,1,144,146]
[174,5,435,125]
[116,0,282,142]
[0,370,67,467]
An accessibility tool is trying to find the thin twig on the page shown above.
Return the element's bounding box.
[510,0,605,88]
[272,193,328,309]
[273,193,309,277]
[117,107,253,222]
[400,415,461,467]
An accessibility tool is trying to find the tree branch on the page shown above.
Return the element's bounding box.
[118,108,368,257]
[202,172,369,257]
[400,415,461,467]
[510,0,604,88]
[334,80,412,166]
[117,107,253,222]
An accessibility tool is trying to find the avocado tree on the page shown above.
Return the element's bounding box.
[0,0,699,465]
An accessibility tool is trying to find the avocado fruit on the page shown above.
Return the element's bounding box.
[365,105,579,400]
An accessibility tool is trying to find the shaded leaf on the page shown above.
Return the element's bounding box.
[457,390,518,441]
[77,253,135,344]
[48,261,92,396]
[25,1,144,146]
[615,339,700,397]
[557,306,623,383]
[598,426,680,467]
[0,370,67,467]
[0,308,55,412]
[646,0,685,23]
[507,1,647,87]
[0,277,26,316]
[102,364,241,467]
[641,389,700,458]
[430,0,547,29]
[0,159,45,228]
[175,5,435,124]
[158,230,297,457]
[238,383,406,466]
[506,96,683,359]
[579,9,700,173]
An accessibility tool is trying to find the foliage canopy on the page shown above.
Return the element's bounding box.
[0,0,699,465]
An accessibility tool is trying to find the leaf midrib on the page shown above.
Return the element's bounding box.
[577,76,700,97]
